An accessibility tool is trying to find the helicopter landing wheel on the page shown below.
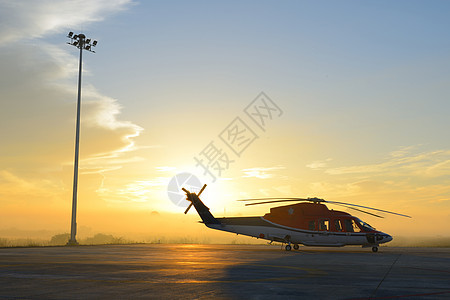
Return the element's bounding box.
[285,244,292,251]
[293,244,299,250]
[372,246,378,253]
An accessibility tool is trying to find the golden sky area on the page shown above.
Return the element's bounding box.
[0,1,449,242]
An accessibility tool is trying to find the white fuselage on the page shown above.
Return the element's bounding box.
[208,217,392,247]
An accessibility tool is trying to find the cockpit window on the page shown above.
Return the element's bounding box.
[355,218,375,232]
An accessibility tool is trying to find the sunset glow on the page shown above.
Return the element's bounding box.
[1,1,449,244]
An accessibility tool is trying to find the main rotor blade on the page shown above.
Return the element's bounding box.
[238,197,307,202]
[239,196,411,218]
[332,203,383,218]
[326,201,411,218]
[244,199,307,206]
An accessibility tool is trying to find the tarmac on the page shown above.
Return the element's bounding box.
[0,244,449,299]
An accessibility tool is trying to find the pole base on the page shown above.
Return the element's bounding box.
[66,239,79,246]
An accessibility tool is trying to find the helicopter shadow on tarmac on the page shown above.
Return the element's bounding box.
[215,247,450,299]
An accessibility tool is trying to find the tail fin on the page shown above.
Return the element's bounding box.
[183,184,221,225]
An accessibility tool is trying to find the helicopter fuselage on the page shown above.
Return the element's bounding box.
[210,202,392,247]
[184,189,392,251]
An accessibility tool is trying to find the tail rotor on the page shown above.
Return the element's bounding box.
[183,184,207,214]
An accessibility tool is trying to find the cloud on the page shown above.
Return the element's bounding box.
[306,158,332,170]
[0,42,143,172]
[388,145,421,158]
[0,1,145,209]
[241,166,285,179]
[96,177,168,205]
[0,0,132,44]
[325,147,450,178]
[156,166,177,172]
[0,170,65,206]
[301,146,450,219]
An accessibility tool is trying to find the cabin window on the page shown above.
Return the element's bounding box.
[344,219,361,233]
[335,219,343,232]
[319,219,329,231]
[308,220,316,231]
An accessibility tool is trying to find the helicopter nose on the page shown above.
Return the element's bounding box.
[380,233,393,243]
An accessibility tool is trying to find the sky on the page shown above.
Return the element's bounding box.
[0,0,449,241]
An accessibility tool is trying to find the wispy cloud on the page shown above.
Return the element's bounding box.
[0,1,147,207]
[155,166,177,172]
[325,147,450,178]
[306,158,332,170]
[97,177,168,204]
[242,166,286,179]
[304,146,450,207]
[0,170,64,203]
[0,0,133,44]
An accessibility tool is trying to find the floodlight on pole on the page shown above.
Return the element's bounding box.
[66,32,97,246]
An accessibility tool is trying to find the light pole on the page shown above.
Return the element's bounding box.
[66,32,97,246]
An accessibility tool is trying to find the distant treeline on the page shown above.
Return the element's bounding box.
[1,235,449,248]
[0,233,216,247]
[0,233,133,247]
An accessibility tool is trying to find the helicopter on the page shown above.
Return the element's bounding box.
[182,184,411,252]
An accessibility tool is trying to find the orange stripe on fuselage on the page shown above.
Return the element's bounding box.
[263,202,351,231]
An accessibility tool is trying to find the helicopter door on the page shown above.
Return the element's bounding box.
[315,219,339,245]
[333,219,347,245]
[342,219,366,245]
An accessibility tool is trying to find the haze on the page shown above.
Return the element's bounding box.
[1,1,449,245]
